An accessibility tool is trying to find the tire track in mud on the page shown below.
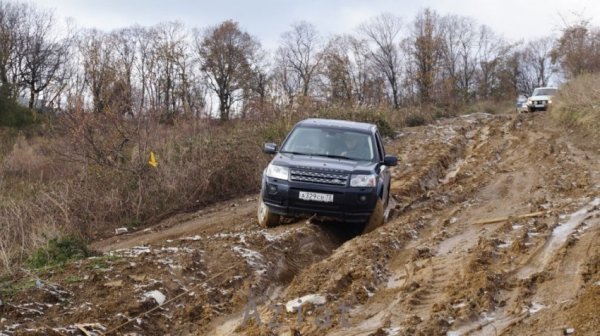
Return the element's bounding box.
[208,113,500,336]
[416,115,600,336]
[8,113,599,336]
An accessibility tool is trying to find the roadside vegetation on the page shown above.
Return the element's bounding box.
[0,0,599,275]
[552,73,600,142]
[549,23,600,145]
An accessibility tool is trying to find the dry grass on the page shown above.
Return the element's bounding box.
[551,73,600,143]
[0,102,511,274]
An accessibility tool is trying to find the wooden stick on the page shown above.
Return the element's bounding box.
[472,211,547,225]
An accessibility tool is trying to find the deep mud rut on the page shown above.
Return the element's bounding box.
[2,112,600,336]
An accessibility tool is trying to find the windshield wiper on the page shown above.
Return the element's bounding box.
[313,153,354,160]
[279,151,311,156]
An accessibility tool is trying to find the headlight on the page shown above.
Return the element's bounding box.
[548,100,552,104]
[266,164,289,180]
[350,174,377,187]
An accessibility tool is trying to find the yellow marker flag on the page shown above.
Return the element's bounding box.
[148,151,158,168]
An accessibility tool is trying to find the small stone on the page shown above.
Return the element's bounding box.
[144,290,166,306]
[115,227,128,235]
[564,328,575,335]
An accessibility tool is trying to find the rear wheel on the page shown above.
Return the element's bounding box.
[363,199,384,234]
[257,194,281,228]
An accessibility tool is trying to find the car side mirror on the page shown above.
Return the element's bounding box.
[383,155,398,166]
[263,142,277,154]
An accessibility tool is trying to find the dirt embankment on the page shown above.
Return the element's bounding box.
[2,112,600,336]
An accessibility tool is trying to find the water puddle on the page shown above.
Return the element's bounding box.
[518,198,600,279]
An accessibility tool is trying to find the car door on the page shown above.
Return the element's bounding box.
[374,130,391,204]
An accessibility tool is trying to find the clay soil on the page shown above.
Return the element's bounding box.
[2,112,600,336]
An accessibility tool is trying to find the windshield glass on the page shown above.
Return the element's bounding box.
[532,88,557,96]
[280,126,375,161]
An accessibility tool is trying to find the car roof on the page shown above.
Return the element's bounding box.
[296,118,376,132]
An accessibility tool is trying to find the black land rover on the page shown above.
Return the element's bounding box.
[258,118,397,233]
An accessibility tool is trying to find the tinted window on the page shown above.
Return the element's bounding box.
[532,88,557,96]
[281,126,375,161]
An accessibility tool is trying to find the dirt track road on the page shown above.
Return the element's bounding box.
[2,112,600,336]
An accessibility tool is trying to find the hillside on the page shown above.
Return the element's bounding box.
[2,111,599,336]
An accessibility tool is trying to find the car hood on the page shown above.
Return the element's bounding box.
[529,95,553,100]
[271,153,376,174]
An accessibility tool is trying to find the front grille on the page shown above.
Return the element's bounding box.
[290,168,348,186]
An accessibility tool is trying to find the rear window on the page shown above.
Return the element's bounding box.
[281,127,375,161]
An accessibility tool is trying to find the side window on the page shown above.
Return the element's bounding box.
[375,130,385,161]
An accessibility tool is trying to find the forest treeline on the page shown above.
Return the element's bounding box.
[2,1,600,122]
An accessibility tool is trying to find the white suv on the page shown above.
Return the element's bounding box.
[527,87,557,112]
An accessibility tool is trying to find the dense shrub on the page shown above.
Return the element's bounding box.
[28,235,93,268]
[551,74,600,142]
[0,95,38,128]
[405,114,427,127]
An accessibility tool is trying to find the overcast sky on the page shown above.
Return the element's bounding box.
[30,0,600,50]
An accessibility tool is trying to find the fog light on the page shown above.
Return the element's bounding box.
[268,185,277,194]
[359,195,367,202]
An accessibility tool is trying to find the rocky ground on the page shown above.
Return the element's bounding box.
[1,111,600,336]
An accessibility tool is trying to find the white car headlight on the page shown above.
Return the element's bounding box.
[266,164,289,180]
[350,174,377,187]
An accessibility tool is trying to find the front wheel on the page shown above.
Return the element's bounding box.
[257,194,281,228]
[363,199,385,234]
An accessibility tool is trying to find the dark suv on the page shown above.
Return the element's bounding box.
[258,118,397,233]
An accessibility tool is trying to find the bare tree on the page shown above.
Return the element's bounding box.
[241,48,271,117]
[476,25,512,99]
[152,22,188,121]
[277,21,324,100]
[196,20,260,121]
[18,7,69,109]
[404,9,444,104]
[79,29,115,113]
[359,13,404,109]
[0,1,26,99]
[517,37,554,95]
[552,21,600,78]
[321,35,354,106]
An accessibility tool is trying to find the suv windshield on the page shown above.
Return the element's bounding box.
[532,88,557,96]
[280,126,375,161]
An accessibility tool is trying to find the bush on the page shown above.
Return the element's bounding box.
[27,235,93,269]
[552,74,600,142]
[0,93,38,128]
[405,114,427,127]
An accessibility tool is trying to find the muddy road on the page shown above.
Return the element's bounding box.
[2,112,600,336]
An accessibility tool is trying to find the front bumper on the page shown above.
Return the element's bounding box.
[261,177,377,223]
[527,100,550,110]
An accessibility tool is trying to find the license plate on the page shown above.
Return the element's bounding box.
[298,191,334,203]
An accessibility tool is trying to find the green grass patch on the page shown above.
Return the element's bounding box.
[0,276,36,298]
[85,254,121,271]
[0,96,38,128]
[28,236,93,269]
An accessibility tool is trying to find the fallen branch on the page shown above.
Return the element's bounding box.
[472,211,547,225]
[76,323,105,336]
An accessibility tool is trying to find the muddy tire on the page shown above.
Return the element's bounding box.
[257,194,281,228]
[363,199,385,234]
